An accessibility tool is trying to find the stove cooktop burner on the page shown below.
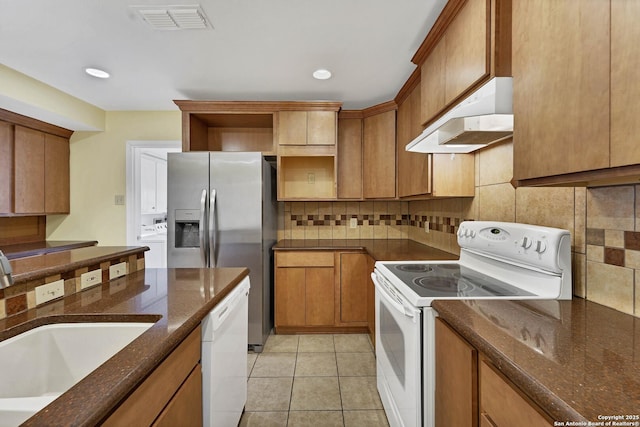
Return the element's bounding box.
[394,264,433,273]
[413,276,472,292]
[382,263,535,299]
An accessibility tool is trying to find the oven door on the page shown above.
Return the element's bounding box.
[372,272,422,427]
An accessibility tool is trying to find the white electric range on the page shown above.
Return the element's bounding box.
[371,221,572,427]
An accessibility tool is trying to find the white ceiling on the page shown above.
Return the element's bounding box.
[0,0,447,112]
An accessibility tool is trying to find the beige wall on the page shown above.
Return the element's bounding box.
[409,141,639,318]
[0,64,105,131]
[47,111,181,246]
[280,141,640,318]
[278,201,410,241]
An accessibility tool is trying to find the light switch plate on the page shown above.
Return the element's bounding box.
[80,269,102,290]
[109,262,128,280]
[35,280,65,305]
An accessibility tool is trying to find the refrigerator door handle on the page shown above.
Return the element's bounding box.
[199,189,208,267]
[209,189,217,267]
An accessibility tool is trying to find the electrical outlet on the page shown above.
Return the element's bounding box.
[424,221,430,233]
[109,262,128,280]
[81,269,102,289]
[350,218,358,229]
[114,194,125,205]
[307,173,315,184]
[35,280,65,305]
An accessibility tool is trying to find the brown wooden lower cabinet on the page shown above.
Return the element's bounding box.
[435,318,478,427]
[435,318,553,427]
[102,326,202,427]
[479,360,553,427]
[338,252,369,325]
[274,250,371,333]
[275,251,335,332]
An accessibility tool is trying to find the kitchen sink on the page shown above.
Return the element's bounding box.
[0,322,154,426]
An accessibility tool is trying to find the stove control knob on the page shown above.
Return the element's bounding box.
[469,230,476,238]
[521,236,533,249]
[535,239,547,254]
[457,227,465,238]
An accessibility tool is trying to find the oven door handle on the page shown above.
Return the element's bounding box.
[371,273,416,319]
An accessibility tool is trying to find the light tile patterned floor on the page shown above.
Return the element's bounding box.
[240,334,389,427]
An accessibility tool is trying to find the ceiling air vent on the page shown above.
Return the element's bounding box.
[132,5,211,30]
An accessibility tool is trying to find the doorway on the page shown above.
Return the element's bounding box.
[125,140,181,267]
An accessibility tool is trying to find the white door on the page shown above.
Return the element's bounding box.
[126,141,180,268]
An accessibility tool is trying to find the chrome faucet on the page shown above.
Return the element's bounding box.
[0,250,14,288]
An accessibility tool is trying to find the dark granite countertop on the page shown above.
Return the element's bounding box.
[2,267,250,426]
[273,239,458,261]
[432,298,640,423]
[1,240,98,260]
[9,246,149,284]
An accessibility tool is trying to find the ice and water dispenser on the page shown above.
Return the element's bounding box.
[174,209,201,247]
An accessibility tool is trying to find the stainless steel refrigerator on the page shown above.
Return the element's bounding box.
[167,152,276,352]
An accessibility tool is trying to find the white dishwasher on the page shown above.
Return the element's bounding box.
[201,276,250,427]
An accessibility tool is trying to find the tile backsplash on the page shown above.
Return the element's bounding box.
[277,140,640,318]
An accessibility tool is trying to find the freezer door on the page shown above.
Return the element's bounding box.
[167,152,210,268]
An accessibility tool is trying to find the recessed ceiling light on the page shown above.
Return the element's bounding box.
[85,68,110,79]
[313,69,332,80]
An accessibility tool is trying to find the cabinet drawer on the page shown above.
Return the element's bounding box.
[479,359,552,427]
[103,326,202,426]
[276,251,335,267]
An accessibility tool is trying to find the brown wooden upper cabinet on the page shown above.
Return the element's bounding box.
[513,0,640,186]
[0,111,71,216]
[337,115,363,199]
[276,110,336,146]
[174,101,276,154]
[363,107,397,199]
[417,0,511,127]
[396,72,475,199]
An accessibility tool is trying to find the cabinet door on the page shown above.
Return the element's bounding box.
[611,0,640,167]
[152,364,202,427]
[156,158,168,213]
[431,153,475,197]
[305,267,335,326]
[0,121,13,213]
[420,38,446,126]
[398,84,431,197]
[275,267,306,327]
[44,133,70,214]
[366,255,375,347]
[444,0,488,105]
[480,359,552,427]
[141,155,157,213]
[339,253,368,324]
[14,126,45,214]
[363,110,396,199]
[277,111,308,145]
[307,111,336,145]
[435,318,478,427]
[512,0,609,180]
[337,118,363,199]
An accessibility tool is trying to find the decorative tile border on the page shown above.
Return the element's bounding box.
[587,228,640,268]
[410,215,469,234]
[0,253,145,320]
[287,213,468,235]
[289,213,410,227]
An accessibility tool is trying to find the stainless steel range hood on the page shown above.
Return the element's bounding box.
[406,77,513,153]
